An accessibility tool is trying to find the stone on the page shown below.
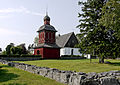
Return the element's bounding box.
[68,73,86,85]
[38,68,49,76]
[45,68,53,79]
[116,76,120,84]
[87,72,97,79]
[60,71,72,84]
[8,62,15,67]
[100,77,119,85]
[52,69,61,82]
[81,80,99,85]
[77,72,86,75]
[100,72,108,77]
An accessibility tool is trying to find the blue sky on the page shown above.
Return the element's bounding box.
[0,0,84,50]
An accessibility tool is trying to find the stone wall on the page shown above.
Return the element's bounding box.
[0,59,120,85]
[0,57,41,61]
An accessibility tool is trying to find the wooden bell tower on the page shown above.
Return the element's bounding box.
[34,14,60,59]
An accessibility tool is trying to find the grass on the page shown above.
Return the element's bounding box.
[0,64,64,85]
[16,59,120,73]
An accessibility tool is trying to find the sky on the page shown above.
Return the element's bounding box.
[0,0,84,50]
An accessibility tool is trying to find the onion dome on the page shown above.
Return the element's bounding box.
[44,15,50,21]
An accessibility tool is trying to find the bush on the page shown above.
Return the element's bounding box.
[71,55,82,57]
[61,55,82,57]
[8,54,20,57]
[21,54,41,57]
[0,55,7,57]
[1,51,6,55]
[0,54,41,58]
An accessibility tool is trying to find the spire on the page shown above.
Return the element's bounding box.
[44,7,50,25]
[46,6,48,16]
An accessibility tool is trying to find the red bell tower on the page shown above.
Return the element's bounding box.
[34,14,60,59]
[38,15,56,44]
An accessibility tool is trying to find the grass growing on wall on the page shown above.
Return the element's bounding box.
[0,64,64,85]
[16,59,120,73]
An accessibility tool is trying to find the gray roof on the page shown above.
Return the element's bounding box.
[34,43,60,49]
[56,32,74,47]
[44,15,50,21]
[37,24,57,32]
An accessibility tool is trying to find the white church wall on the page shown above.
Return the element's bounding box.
[60,47,82,56]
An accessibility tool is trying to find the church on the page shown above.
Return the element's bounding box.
[33,14,82,59]
[34,14,60,59]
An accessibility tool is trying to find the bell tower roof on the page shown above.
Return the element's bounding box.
[44,15,50,21]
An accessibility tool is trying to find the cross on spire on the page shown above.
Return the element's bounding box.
[46,5,48,16]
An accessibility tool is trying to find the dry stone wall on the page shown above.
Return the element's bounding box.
[0,59,120,85]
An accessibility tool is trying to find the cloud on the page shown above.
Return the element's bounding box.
[0,28,28,36]
[0,15,11,19]
[0,6,44,16]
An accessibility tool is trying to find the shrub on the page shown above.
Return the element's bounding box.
[0,55,7,57]
[21,54,41,57]
[61,55,82,57]
[8,54,20,57]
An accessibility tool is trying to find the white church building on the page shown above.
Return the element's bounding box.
[56,32,82,56]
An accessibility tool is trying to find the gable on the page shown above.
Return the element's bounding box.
[65,33,78,47]
[56,32,78,48]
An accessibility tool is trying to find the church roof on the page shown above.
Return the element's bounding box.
[34,43,60,49]
[56,32,73,47]
[56,32,78,48]
[44,15,50,21]
[37,24,57,32]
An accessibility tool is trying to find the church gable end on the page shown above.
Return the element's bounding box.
[65,33,78,47]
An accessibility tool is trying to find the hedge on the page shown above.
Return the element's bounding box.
[0,54,41,57]
[61,55,83,57]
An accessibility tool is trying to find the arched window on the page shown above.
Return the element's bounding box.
[37,50,40,55]
[51,32,53,39]
[48,32,49,39]
[46,32,48,39]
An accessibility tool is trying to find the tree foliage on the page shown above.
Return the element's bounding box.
[5,43,14,55]
[5,43,28,55]
[10,46,23,55]
[77,0,108,63]
[77,0,120,63]
[34,36,39,46]
[99,0,120,58]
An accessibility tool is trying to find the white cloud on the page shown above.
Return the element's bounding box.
[0,6,44,16]
[0,15,11,19]
[0,28,28,36]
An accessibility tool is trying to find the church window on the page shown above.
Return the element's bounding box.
[51,32,53,39]
[48,32,49,39]
[37,50,40,55]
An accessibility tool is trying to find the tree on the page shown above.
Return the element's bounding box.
[5,43,14,55]
[10,46,23,55]
[99,0,120,58]
[34,36,39,46]
[77,0,108,63]
[18,43,27,54]
[5,43,29,55]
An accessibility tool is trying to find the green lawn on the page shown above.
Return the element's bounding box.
[0,64,64,85]
[16,59,120,73]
